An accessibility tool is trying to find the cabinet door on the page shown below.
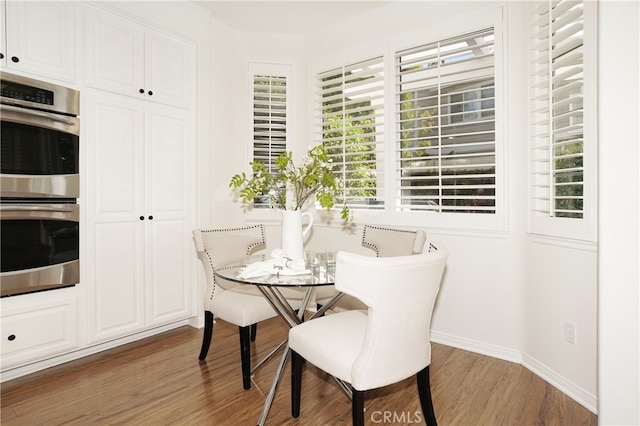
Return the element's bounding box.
[85,7,145,100]
[1,288,78,370]
[84,93,146,343]
[145,106,192,325]
[3,0,76,81]
[85,6,193,109]
[84,94,194,341]
[145,29,193,109]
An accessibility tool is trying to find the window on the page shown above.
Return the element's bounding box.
[316,28,498,220]
[248,63,290,209]
[528,0,596,240]
[317,57,385,210]
[395,29,496,213]
[312,7,503,229]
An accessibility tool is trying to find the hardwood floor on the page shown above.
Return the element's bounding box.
[1,317,596,425]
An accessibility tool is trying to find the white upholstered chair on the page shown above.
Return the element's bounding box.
[361,224,427,257]
[334,224,428,311]
[289,248,448,426]
[193,225,282,389]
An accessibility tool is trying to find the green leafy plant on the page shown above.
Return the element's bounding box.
[230,145,351,221]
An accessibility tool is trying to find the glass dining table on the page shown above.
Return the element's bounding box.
[214,254,345,426]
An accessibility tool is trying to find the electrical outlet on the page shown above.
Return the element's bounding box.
[564,321,577,345]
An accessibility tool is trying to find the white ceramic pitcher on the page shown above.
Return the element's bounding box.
[281,210,313,263]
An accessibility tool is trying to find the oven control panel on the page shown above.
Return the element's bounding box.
[1,81,55,106]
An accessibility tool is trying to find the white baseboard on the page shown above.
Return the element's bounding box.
[430,330,597,415]
[189,315,203,328]
[522,353,598,414]
[0,320,195,383]
[431,330,522,363]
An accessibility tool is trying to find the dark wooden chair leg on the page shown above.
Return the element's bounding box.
[352,388,365,426]
[417,366,437,426]
[239,326,251,389]
[291,350,303,417]
[250,323,257,342]
[198,311,214,361]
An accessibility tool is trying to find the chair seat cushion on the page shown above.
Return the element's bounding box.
[210,289,279,326]
[289,309,367,383]
[209,286,311,326]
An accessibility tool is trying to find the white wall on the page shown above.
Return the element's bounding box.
[201,0,639,417]
[523,240,598,408]
[206,21,309,228]
[597,1,640,424]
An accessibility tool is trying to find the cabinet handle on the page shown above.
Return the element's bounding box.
[11,56,19,63]
[147,91,153,96]
[0,53,4,59]
[148,215,153,220]
[139,89,145,94]
[8,334,16,341]
[139,216,145,221]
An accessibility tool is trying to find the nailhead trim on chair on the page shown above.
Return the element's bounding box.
[201,224,266,254]
[203,249,217,300]
[361,224,421,256]
[200,224,266,300]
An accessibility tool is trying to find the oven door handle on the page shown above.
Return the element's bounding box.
[0,204,79,221]
[0,104,79,134]
[0,204,76,213]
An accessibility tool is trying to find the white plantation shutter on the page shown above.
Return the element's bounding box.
[395,28,496,213]
[530,1,585,220]
[249,64,290,208]
[316,57,385,210]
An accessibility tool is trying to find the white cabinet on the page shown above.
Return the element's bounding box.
[0,0,76,82]
[1,288,78,370]
[84,6,193,109]
[84,91,193,344]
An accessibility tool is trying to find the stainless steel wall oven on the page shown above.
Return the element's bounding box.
[1,72,80,297]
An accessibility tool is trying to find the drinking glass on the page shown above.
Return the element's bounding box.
[326,251,336,271]
[305,251,319,274]
[316,252,327,272]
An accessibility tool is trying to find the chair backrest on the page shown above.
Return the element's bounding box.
[361,224,427,257]
[333,247,448,390]
[192,225,266,298]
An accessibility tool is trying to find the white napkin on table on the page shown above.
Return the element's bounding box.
[239,249,309,278]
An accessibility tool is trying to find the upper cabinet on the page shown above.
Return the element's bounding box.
[0,0,76,82]
[84,6,194,109]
